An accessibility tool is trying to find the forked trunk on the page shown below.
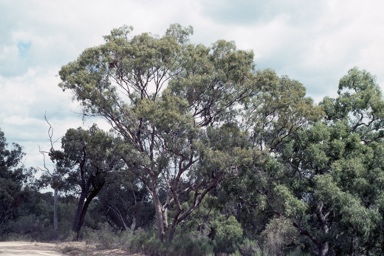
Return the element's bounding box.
[72,180,105,240]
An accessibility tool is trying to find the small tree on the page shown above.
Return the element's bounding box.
[0,128,35,234]
[49,125,124,239]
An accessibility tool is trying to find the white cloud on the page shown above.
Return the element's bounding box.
[2,0,384,169]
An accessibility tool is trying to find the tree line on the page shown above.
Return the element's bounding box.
[1,24,384,255]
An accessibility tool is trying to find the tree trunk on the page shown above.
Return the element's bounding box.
[53,188,58,231]
[318,241,329,256]
[72,190,87,239]
[151,182,166,241]
[130,215,136,235]
[72,181,105,240]
[316,203,330,256]
[168,225,177,242]
[74,196,92,239]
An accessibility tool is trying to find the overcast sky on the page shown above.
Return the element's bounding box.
[2,0,384,170]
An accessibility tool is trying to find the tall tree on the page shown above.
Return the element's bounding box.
[210,74,322,252]
[276,68,384,255]
[58,24,271,241]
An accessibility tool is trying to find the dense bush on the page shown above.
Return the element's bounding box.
[129,230,214,256]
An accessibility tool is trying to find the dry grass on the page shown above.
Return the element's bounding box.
[58,241,145,256]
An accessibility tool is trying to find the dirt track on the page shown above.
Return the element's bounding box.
[0,242,62,256]
[0,241,143,256]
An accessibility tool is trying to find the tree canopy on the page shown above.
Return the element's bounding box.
[58,24,271,241]
[3,24,384,255]
[0,129,35,236]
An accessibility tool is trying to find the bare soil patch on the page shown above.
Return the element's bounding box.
[0,241,144,256]
[0,241,62,256]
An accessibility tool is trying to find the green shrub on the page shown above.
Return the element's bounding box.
[260,216,299,255]
[211,215,243,254]
[238,239,262,256]
[84,223,132,250]
[168,235,213,256]
[129,230,214,256]
[3,214,50,241]
[130,231,164,256]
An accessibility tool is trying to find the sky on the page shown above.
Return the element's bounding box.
[1,0,384,171]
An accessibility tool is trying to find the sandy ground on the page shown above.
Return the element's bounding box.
[0,241,62,256]
[0,241,142,256]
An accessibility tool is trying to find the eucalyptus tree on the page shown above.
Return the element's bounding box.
[211,74,323,251]
[48,125,123,239]
[276,68,384,255]
[58,24,274,241]
[216,68,384,255]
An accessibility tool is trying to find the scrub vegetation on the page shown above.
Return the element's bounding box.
[2,24,384,255]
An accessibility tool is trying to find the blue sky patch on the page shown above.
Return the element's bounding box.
[17,40,32,57]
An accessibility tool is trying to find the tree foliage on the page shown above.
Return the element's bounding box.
[58,24,271,241]
[4,24,384,255]
[0,129,35,234]
[47,125,124,239]
[273,68,384,255]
